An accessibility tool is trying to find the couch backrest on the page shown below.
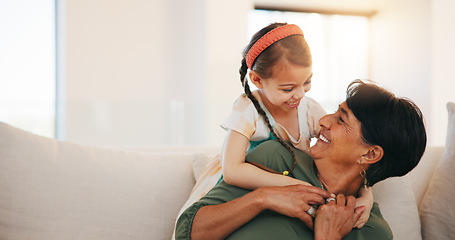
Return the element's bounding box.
[0,122,208,240]
[407,146,444,205]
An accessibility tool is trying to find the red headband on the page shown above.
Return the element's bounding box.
[246,24,304,69]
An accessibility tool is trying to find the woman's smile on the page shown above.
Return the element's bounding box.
[318,133,331,144]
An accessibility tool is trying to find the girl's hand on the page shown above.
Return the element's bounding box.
[354,187,373,228]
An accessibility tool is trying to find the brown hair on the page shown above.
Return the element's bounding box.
[240,22,312,175]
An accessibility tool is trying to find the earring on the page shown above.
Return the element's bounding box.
[359,164,369,191]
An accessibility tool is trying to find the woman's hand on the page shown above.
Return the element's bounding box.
[314,194,365,240]
[258,184,331,230]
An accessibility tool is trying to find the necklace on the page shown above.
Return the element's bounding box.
[314,164,337,204]
[314,163,329,191]
[317,173,329,191]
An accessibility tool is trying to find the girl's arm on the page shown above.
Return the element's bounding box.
[221,130,311,190]
[354,187,373,228]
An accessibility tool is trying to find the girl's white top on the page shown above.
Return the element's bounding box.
[221,91,326,153]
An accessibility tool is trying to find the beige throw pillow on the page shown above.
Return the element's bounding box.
[420,102,455,240]
[373,175,422,240]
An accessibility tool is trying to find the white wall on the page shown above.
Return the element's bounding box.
[430,0,455,146]
[370,0,455,146]
[63,0,211,146]
[60,0,453,147]
[61,0,253,147]
[370,0,432,137]
[205,0,253,145]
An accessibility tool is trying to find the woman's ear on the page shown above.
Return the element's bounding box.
[361,145,384,164]
[249,71,263,89]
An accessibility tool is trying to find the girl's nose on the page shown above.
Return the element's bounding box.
[293,86,305,99]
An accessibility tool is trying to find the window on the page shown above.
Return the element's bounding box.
[248,9,370,112]
[0,0,56,138]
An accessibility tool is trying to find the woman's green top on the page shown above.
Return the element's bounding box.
[175,140,393,240]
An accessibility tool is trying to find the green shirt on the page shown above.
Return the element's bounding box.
[175,140,393,240]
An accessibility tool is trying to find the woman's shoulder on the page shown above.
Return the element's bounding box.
[247,141,312,169]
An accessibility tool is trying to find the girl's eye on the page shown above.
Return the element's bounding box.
[304,79,312,85]
[283,88,293,92]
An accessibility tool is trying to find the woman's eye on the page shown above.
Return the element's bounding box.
[304,80,312,85]
[283,88,293,92]
[338,117,345,124]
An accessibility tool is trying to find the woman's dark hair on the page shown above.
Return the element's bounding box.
[346,80,427,186]
[240,23,312,175]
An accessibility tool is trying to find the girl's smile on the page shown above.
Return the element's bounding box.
[284,99,301,109]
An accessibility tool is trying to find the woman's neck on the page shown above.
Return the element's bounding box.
[314,161,363,197]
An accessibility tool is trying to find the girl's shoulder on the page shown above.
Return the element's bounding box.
[300,96,326,113]
[234,91,262,107]
[300,96,321,107]
[232,93,253,109]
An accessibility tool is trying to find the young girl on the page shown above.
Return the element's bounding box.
[220,22,372,228]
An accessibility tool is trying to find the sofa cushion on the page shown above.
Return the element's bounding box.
[0,122,197,240]
[420,102,455,240]
[373,175,422,240]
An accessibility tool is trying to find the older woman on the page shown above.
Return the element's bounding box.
[175,80,427,240]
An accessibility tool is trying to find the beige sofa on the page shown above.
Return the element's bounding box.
[0,106,453,240]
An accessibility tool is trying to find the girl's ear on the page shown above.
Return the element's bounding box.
[249,71,264,89]
[361,145,384,164]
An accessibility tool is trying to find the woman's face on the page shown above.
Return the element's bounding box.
[309,102,369,165]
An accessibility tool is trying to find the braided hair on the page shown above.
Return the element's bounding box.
[240,23,312,175]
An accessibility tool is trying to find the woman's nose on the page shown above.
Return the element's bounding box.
[319,114,332,129]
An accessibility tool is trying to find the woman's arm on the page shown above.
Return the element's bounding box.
[191,185,330,240]
[222,130,312,189]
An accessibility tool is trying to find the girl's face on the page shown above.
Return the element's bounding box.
[251,62,312,113]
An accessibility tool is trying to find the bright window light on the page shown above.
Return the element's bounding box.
[248,10,370,112]
[0,0,56,138]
